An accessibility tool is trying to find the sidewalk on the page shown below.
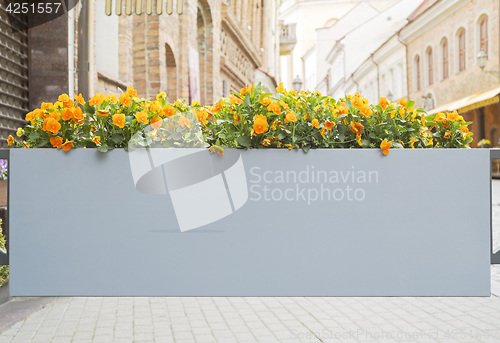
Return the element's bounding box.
[0,267,500,343]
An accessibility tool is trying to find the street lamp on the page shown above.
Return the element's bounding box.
[477,49,500,76]
[292,75,303,92]
[477,49,488,69]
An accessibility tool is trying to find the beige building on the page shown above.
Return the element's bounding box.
[400,0,500,146]
[88,0,280,105]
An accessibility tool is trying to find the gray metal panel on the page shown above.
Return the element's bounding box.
[9,149,491,296]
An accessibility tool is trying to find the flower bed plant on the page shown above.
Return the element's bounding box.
[9,84,473,154]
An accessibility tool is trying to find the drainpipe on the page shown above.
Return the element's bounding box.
[68,0,75,96]
[77,0,90,99]
[371,53,380,99]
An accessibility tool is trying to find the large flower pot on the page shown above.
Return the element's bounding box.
[8,148,490,296]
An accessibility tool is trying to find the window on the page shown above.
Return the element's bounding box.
[414,55,421,91]
[458,28,466,72]
[427,47,433,85]
[441,38,448,80]
[479,16,488,54]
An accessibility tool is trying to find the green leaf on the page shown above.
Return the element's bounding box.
[345,98,353,109]
[97,144,109,153]
[302,146,311,153]
[29,131,40,140]
[391,142,404,149]
[111,134,124,144]
[237,136,252,148]
[405,100,415,109]
[464,136,473,144]
[83,102,95,114]
[125,116,134,123]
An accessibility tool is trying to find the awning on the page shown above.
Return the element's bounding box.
[427,86,500,115]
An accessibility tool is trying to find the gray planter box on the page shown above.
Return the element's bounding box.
[9,148,490,296]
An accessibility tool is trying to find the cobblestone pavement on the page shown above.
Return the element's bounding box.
[1,290,500,343]
[1,183,499,343]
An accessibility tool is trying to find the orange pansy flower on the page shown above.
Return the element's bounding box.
[253,115,268,135]
[61,140,73,152]
[61,108,73,121]
[163,104,175,117]
[311,119,319,129]
[150,116,163,129]
[50,136,63,149]
[325,121,335,130]
[178,116,191,128]
[120,93,131,107]
[284,112,297,123]
[112,113,126,128]
[380,139,391,155]
[135,111,149,124]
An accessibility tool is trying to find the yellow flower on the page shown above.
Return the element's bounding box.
[156,92,167,101]
[311,119,319,129]
[270,119,278,131]
[276,82,286,94]
[262,139,271,146]
[92,136,101,146]
[112,113,126,128]
[16,128,24,137]
[23,141,29,149]
[444,131,452,139]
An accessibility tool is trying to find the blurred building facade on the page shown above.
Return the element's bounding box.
[0,0,280,144]
[400,0,500,147]
[90,0,280,104]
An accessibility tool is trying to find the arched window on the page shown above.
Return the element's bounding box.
[165,44,178,102]
[479,15,488,54]
[441,38,448,80]
[426,47,433,86]
[414,55,421,91]
[457,28,466,72]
